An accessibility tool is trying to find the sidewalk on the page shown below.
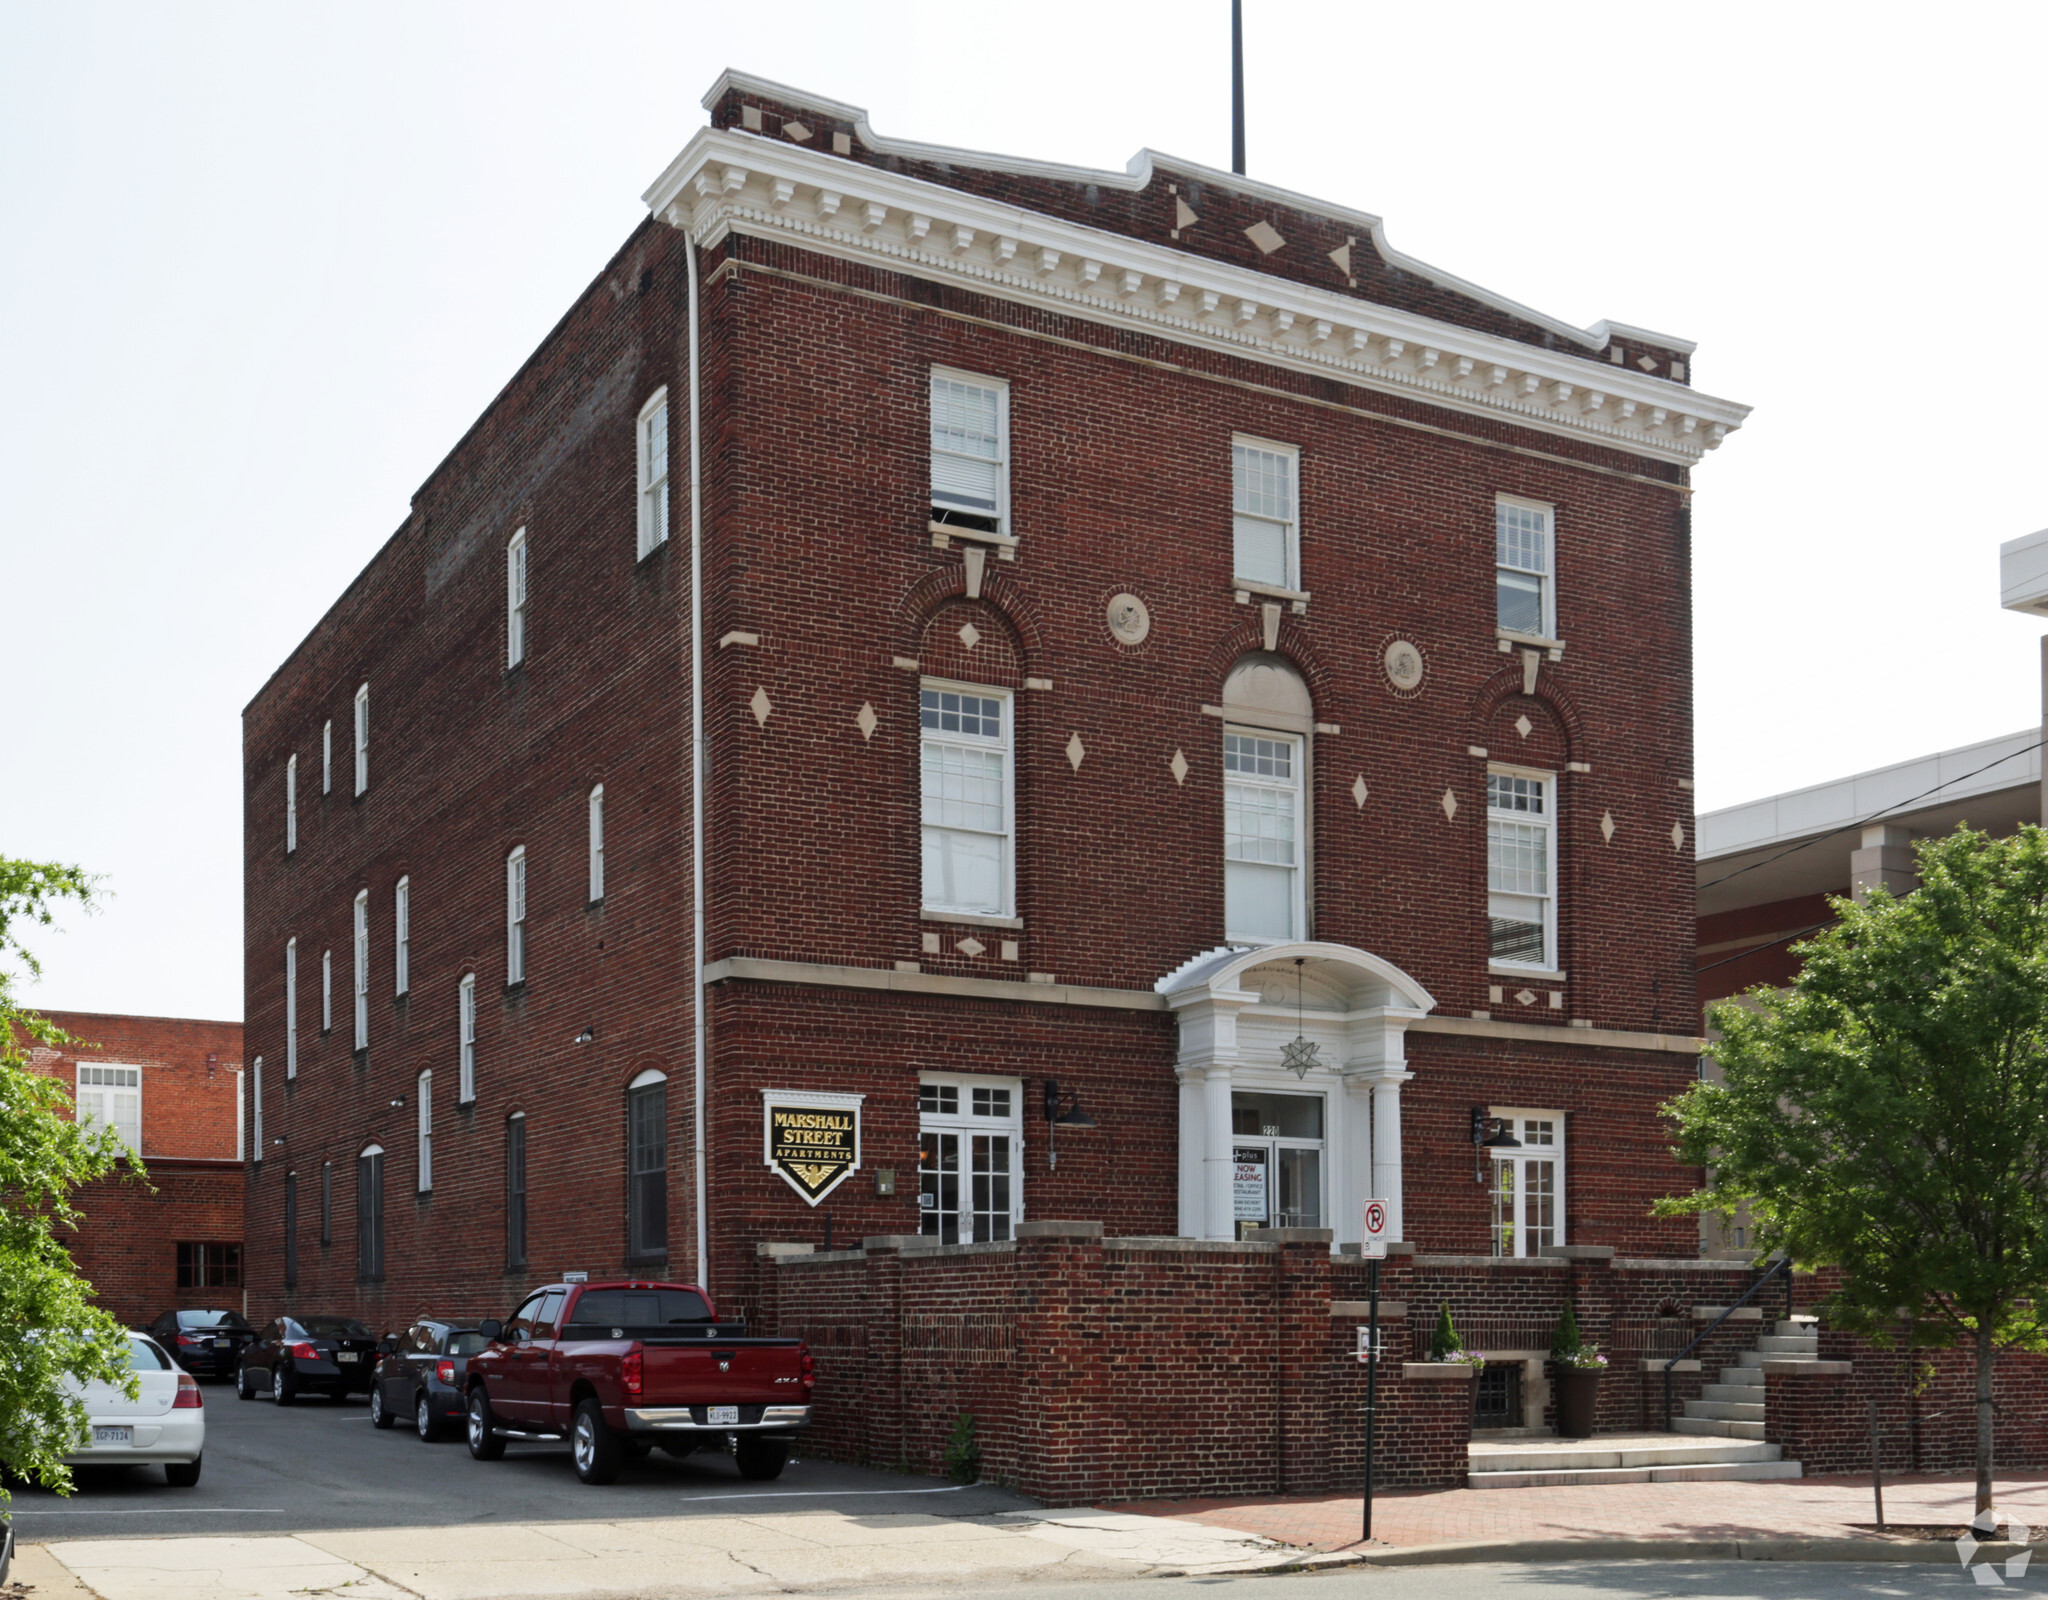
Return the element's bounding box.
[11,1505,1303,1600]
[1121,1471,2048,1554]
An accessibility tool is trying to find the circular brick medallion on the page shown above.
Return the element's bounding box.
[1106,593,1152,647]
[1382,637,1426,695]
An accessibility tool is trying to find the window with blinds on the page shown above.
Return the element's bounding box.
[919,685,1013,917]
[929,370,1009,534]
[1223,729,1303,942]
[1496,496,1555,638]
[1487,768,1556,968]
[1232,438,1299,589]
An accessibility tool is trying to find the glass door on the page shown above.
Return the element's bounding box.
[1230,1090,1325,1238]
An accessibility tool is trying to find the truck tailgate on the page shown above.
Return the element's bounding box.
[644,1341,800,1404]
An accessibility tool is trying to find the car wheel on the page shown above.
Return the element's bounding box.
[370,1384,395,1429]
[416,1392,441,1442]
[465,1388,505,1461]
[571,1398,623,1485]
[735,1435,790,1482]
[236,1366,256,1401]
[164,1456,202,1488]
[272,1364,296,1406]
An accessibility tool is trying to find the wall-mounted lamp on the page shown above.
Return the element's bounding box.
[271,1135,287,1146]
[389,1095,406,1110]
[1471,1108,1520,1182]
[1043,1078,1097,1170]
[574,1026,596,1045]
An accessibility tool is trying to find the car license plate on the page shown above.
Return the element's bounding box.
[707,1406,739,1426]
[93,1426,132,1444]
[336,1351,359,1363]
[213,1338,231,1349]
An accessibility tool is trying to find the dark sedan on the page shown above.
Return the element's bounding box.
[236,1315,382,1404]
[369,1319,490,1441]
[144,1308,256,1379]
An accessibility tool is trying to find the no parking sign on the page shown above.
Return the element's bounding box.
[1362,1198,1391,1258]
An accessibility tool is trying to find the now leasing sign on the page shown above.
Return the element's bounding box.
[761,1089,864,1205]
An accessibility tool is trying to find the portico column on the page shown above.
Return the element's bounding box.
[1351,1067,1414,1242]
[1204,1065,1236,1241]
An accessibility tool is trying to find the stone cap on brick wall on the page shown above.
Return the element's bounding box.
[1693,1305,1763,1321]
[1403,1361,1479,1379]
[1764,1358,1853,1376]
[860,1235,926,1253]
[1337,1241,1417,1257]
[1246,1227,1333,1244]
[756,1242,816,1258]
[1331,1302,1408,1319]
[1539,1244,1616,1262]
[1015,1220,1104,1240]
[1639,1358,1701,1372]
[1415,1253,1567,1269]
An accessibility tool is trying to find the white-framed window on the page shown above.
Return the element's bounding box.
[637,389,670,558]
[352,889,369,1050]
[929,369,1009,534]
[322,720,332,795]
[393,876,410,996]
[587,785,605,903]
[627,1069,668,1260]
[285,939,298,1079]
[458,973,477,1103]
[1232,437,1298,589]
[917,1073,1023,1244]
[506,846,527,985]
[1224,728,1304,942]
[321,948,333,1032]
[1489,1109,1564,1258]
[353,683,370,796]
[251,1057,263,1162]
[1496,495,1555,638]
[416,1069,433,1192]
[919,683,1013,918]
[1487,767,1556,969]
[76,1063,142,1152]
[506,528,528,667]
[285,755,297,853]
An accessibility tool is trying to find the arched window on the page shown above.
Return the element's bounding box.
[283,1171,298,1289]
[627,1069,668,1261]
[416,1070,433,1193]
[1219,654,1312,943]
[505,1112,528,1270]
[358,1143,386,1282]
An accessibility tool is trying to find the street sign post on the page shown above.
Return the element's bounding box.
[1361,1197,1391,1542]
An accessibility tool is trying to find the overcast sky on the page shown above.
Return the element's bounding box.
[4,2,2044,1021]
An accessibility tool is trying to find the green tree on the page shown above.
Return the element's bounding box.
[1661,825,2048,1515]
[0,857,136,1504]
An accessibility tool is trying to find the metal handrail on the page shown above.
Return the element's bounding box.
[1661,1256,1794,1432]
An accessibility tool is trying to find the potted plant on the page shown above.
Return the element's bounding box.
[1429,1303,1489,1373]
[1549,1304,1608,1438]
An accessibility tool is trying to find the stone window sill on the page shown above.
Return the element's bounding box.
[1233,579,1310,611]
[920,909,1023,930]
[1497,630,1565,661]
[1490,964,1566,982]
[929,521,1018,558]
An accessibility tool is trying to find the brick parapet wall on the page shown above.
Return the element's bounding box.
[63,1159,246,1328]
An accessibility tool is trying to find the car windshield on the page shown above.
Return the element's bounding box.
[177,1309,250,1329]
[127,1336,172,1371]
[298,1316,374,1338]
[447,1331,490,1357]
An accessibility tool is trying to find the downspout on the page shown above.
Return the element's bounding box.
[687,233,709,1294]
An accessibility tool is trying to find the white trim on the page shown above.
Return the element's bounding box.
[284,939,298,1079]
[683,71,1698,356]
[321,721,332,795]
[1487,1106,1565,1258]
[75,1061,143,1153]
[587,785,605,902]
[637,387,671,558]
[1494,495,1556,642]
[644,127,1746,468]
[1486,764,1558,972]
[360,1141,385,1159]
[919,678,1015,920]
[251,1057,262,1161]
[285,755,297,853]
[506,528,528,668]
[1231,435,1299,591]
[505,845,527,984]
[393,875,410,997]
[352,684,369,796]
[416,1069,433,1193]
[1222,724,1305,944]
[916,1073,1023,1240]
[630,1067,669,1090]
[321,948,332,1033]
[351,889,369,1051]
[929,366,1010,535]
[458,973,477,1104]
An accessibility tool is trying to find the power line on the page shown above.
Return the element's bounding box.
[1696,921,1833,978]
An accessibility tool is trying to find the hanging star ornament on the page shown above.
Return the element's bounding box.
[1282,1034,1322,1078]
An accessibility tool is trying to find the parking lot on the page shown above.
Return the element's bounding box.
[8,1378,1030,1542]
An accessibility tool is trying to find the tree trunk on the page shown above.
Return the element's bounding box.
[1976,1322,1996,1517]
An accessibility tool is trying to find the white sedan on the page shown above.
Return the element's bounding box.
[62,1332,205,1485]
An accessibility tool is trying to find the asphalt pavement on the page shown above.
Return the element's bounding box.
[934,1565,1969,1599]
[6,1377,1030,1542]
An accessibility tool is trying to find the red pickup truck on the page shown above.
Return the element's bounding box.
[463,1280,814,1484]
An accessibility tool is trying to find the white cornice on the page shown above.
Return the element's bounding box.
[645,129,1748,467]
[691,69,1702,361]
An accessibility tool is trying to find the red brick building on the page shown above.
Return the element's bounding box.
[22,1012,245,1327]
[242,73,1748,1333]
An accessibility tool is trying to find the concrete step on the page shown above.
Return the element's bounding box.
[1470,1459,1803,1490]
[1685,1399,1766,1422]
[1468,1436,1781,1475]
[1735,1348,1819,1369]
[1701,1382,1768,1404]
[1674,1415,1767,1440]
[1753,1335,1818,1356]
[1718,1366,1764,1387]
[1778,1317,1819,1333]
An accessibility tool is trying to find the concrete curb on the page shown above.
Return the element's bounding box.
[1297,1535,2043,1568]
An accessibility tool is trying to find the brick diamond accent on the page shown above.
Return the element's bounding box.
[957,621,981,650]
[1352,775,1369,809]
[1671,821,1686,852]
[1066,732,1086,771]
[1601,811,1616,843]
[1516,989,1537,1007]
[957,937,985,957]
[1244,221,1286,254]
[1515,714,1533,739]
[855,702,878,741]
[1170,749,1189,786]
[750,686,772,727]
[1441,789,1458,821]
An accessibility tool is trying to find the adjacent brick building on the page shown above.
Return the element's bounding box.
[242,72,1749,1337]
[21,1011,245,1327]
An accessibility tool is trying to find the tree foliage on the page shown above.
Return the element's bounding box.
[1662,825,2048,1512]
[0,857,136,1504]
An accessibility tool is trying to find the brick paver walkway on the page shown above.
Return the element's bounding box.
[1119,1474,2048,1552]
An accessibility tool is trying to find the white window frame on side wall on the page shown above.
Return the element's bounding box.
[587,785,605,903]
[918,681,1014,920]
[1222,726,1305,944]
[506,528,528,668]
[458,973,477,1103]
[352,890,369,1051]
[321,948,333,1033]
[1231,436,1300,591]
[285,939,298,1079]
[394,876,410,997]
[285,755,297,853]
[506,846,527,985]
[928,368,1010,536]
[252,1057,263,1162]
[637,389,670,558]
[916,1072,1025,1244]
[353,684,370,796]
[1495,495,1556,641]
[416,1069,433,1193]
[322,721,332,795]
[1486,765,1557,972]
[76,1063,142,1153]
[1488,1108,1565,1258]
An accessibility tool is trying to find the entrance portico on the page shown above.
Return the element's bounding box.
[1157,942,1434,1244]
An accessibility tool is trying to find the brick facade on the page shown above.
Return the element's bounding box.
[240,75,1736,1397]
[20,1011,245,1326]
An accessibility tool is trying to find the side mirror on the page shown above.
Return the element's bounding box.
[378,1335,400,1355]
[478,1318,503,1344]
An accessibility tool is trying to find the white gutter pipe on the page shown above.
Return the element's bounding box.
[686,236,709,1293]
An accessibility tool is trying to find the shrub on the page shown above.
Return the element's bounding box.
[944,1413,980,1484]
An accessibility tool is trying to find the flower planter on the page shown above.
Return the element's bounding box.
[1554,1367,1603,1438]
